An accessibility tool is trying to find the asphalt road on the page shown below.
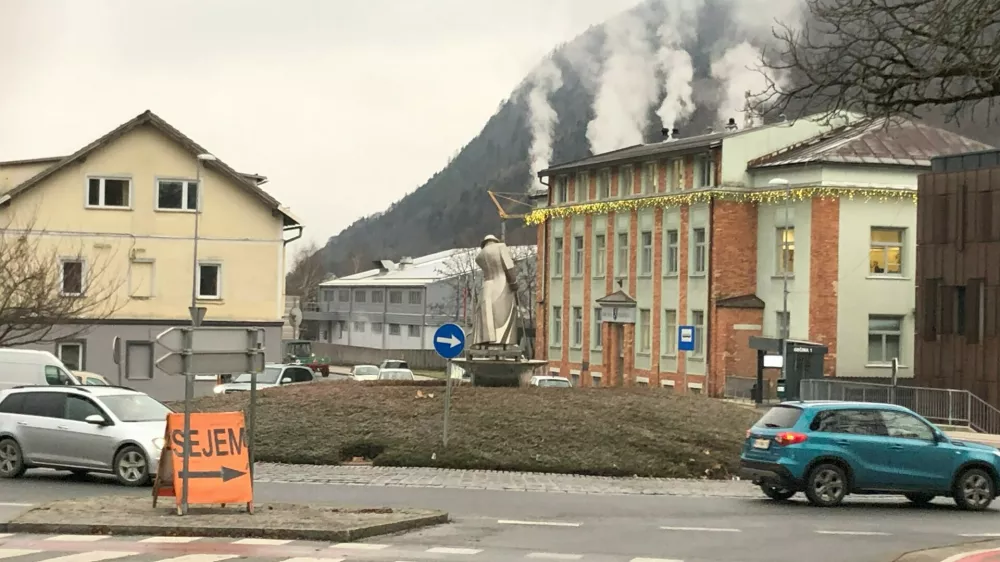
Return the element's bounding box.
[2,470,998,562]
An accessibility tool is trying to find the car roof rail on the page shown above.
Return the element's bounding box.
[10,384,90,393]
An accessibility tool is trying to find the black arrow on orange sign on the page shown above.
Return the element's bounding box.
[179,466,247,482]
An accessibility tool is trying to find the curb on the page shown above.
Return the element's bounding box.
[892,540,1000,562]
[0,511,449,542]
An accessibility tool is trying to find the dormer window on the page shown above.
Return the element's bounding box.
[86,177,131,209]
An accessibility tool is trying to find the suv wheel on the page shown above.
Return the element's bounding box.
[0,438,26,479]
[804,463,848,507]
[954,468,995,511]
[904,492,935,506]
[114,446,150,487]
[760,484,796,501]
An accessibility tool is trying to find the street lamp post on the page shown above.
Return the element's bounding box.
[190,153,217,322]
[769,178,791,393]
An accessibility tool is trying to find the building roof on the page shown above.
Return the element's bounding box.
[748,118,992,169]
[319,245,536,288]
[0,110,298,226]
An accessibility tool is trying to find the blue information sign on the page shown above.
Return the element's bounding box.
[678,325,696,352]
[433,323,466,360]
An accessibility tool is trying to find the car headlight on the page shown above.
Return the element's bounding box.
[213,385,226,395]
[153,437,165,449]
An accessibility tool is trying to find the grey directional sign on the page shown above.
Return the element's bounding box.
[154,327,265,376]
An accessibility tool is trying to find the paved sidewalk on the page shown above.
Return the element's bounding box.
[894,540,1000,562]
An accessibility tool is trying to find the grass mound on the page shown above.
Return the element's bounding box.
[180,384,760,479]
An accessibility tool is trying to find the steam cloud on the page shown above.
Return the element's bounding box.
[526,58,564,191]
[654,0,702,133]
[710,41,788,127]
[586,11,659,154]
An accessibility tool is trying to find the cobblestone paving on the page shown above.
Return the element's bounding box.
[254,463,761,497]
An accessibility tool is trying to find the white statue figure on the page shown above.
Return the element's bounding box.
[471,234,520,347]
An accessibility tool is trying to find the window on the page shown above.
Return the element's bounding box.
[691,228,706,275]
[573,235,584,276]
[353,321,365,332]
[371,322,384,333]
[125,342,153,380]
[870,228,904,275]
[65,394,104,422]
[572,307,583,347]
[663,309,677,355]
[44,365,72,385]
[755,405,804,428]
[389,290,403,304]
[60,259,84,296]
[776,227,794,275]
[21,392,65,418]
[339,289,350,302]
[57,342,84,371]
[552,306,562,345]
[576,171,589,201]
[552,236,564,277]
[665,230,679,275]
[616,232,629,276]
[156,179,199,211]
[0,393,25,414]
[354,289,367,303]
[408,325,421,338]
[776,311,790,338]
[371,290,384,304]
[692,310,705,357]
[642,162,656,193]
[868,315,902,364]
[620,166,634,194]
[640,231,653,275]
[665,159,681,191]
[695,154,714,188]
[86,177,130,208]
[555,176,568,203]
[197,263,221,299]
[408,290,422,305]
[880,410,934,441]
[593,307,603,348]
[389,324,401,336]
[639,309,651,352]
[594,234,606,277]
[598,169,611,199]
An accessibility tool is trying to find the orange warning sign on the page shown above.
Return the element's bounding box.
[152,411,253,510]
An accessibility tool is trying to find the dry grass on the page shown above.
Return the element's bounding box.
[180,383,761,479]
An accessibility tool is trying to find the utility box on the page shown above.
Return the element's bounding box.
[749,337,829,402]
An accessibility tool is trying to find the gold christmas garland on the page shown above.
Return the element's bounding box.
[523,187,918,225]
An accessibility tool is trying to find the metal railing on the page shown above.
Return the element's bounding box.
[799,379,1000,434]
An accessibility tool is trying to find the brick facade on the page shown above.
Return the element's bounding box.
[808,197,840,376]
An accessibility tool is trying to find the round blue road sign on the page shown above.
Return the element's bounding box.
[433,323,466,359]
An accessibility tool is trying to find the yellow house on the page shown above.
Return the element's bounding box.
[0,110,303,400]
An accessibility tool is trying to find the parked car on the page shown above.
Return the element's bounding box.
[213,364,315,395]
[350,365,380,381]
[72,371,111,386]
[377,368,415,381]
[379,359,408,370]
[529,376,571,388]
[0,349,79,390]
[740,401,1000,510]
[0,385,171,486]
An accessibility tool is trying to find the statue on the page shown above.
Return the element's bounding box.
[471,235,520,347]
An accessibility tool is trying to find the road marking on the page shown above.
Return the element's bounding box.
[139,537,203,543]
[281,559,344,562]
[960,534,1000,538]
[660,526,741,533]
[630,558,685,562]
[0,550,41,560]
[0,503,32,507]
[331,543,390,550]
[45,535,111,542]
[526,553,585,560]
[233,538,293,545]
[41,552,137,562]
[426,547,484,555]
[498,519,582,527]
[815,530,891,536]
[152,556,240,562]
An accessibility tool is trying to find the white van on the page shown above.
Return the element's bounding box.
[0,349,80,390]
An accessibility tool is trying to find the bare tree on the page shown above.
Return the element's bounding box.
[0,216,123,347]
[509,245,537,328]
[760,0,1000,123]
[432,248,480,327]
[286,240,327,303]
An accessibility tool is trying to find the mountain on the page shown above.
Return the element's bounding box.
[318,0,997,277]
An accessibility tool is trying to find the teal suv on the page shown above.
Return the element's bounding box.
[740,401,1000,510]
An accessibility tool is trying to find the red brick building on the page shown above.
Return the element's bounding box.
[529,117,989,396]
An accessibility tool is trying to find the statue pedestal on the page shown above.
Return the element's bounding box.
[453,349,548,387]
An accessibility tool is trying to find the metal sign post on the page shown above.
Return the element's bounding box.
[678,325,695,392]
[433,323,466,447]
[180,327,194,515]
[246,330,262,481]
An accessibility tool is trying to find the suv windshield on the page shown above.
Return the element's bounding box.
[537,379,570,387]
[354,366,379,377]
[234,367,283,385]
[100,394,172,422]
[753,405,804,428]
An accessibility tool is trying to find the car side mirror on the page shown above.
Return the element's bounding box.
[84,414,107,426]
[281,377,292,384]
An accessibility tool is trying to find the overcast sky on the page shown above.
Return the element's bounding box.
[0,0,640,247]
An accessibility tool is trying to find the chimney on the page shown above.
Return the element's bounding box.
[661,127,671,140]
[725,118,739,132]
[398,256,413,269]
[671,128,680,139]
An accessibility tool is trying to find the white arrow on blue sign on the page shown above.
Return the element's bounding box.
[433,323,466,359]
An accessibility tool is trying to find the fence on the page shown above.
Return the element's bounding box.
[799,379,1000,434]
[312,343,448,370]
[725,376,777,402]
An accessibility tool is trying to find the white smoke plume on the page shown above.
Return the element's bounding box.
[654,0,703,133]
[526,58,564,191]
[710,41,787,127]
[586,10,659,154]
